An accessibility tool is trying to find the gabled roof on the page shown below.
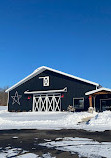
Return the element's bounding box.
[85,87,111,95]
[5,66,99,92]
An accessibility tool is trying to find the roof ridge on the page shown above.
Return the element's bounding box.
[5,66,99,92]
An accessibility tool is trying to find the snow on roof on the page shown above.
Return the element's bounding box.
[5,66,99,92]
[85,87,111,95]
[24,87,67,94]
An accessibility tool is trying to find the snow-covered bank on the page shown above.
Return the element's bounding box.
[40,137,111,158]
[0,147,55,158]
[0,106,111,131]
[0,106,7,111]
[85,111,111,131]
[0,106,96,130]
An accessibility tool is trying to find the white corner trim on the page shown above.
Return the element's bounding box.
[85,87,111,95]
[5,66,99,92]
[24,87,67,94]
[7,92,9,107]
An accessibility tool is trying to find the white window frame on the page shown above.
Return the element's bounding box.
[73,97,84,109]
[39,76,49,87]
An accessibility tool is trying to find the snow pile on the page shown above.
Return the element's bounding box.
[0,106,111,131]
[17,153,38,158]
[18,152,55,158]
[58,112,95,127]
[0,106,96,130]
[40,137,111,158]
[0,106,7,111]
[0,147,27,158]
[86,111,111,131]
[0,147,55,158]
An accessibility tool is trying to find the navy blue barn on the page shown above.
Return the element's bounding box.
[5,66,111,112]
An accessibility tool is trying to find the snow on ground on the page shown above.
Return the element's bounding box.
[0,147,55,158]
[0,106,111,131]
[0,106,7,111]
[0,147,27,158]
[18,152,55,158]
[85,111,111,131]
[40,137,111,158]
[0,106,96,130]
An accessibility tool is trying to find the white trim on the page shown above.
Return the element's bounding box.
[39,76,49,87]
[5,66,99,92]
[32,94,35,112]
[85,87,111,96]
[7,92,9,107]
[73,97,84,109]
[33,94,61,112]
[24,87,67,94]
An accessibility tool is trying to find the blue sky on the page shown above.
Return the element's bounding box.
[0,0,111,88]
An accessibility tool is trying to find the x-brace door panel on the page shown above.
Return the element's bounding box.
[33,94,61,112]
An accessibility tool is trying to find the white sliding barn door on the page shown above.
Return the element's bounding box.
[33,94,61,112]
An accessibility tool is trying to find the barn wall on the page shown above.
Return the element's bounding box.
[8,70,96,112]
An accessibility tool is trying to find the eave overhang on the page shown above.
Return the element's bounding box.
[85,87,111,96]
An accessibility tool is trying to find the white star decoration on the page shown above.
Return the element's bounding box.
[11,91,22,105]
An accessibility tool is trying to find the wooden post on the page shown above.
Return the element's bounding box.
[93,96,95,109]
[89,95,92,107]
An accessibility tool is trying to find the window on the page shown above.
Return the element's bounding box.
[39,76,49,86]
[73,98,84,109]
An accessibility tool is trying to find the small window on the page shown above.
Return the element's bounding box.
[73,98,84,109]
[39,76,49,87]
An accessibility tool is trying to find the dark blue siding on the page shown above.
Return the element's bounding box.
[8,70,96,112]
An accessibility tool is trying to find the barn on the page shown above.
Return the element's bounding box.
[5,66,111,112]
